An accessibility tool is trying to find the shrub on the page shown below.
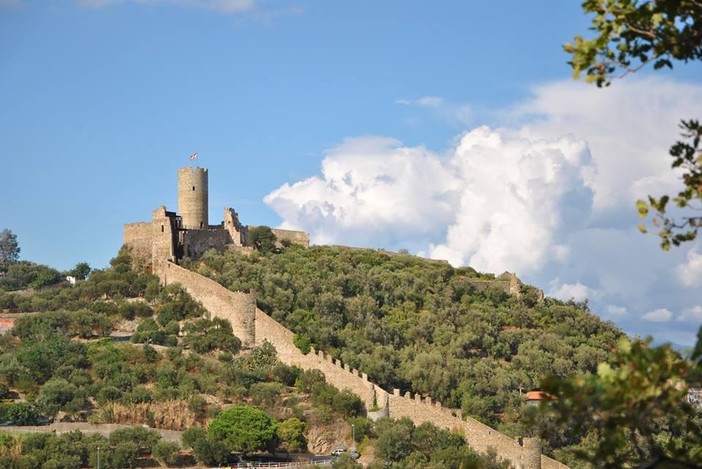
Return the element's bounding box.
[293,334,312,354]
[152,441,180,467]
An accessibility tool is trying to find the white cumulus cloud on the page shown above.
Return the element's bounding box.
[265,136,458,250]
[548,281,592,302]
[678,305,702,322]
[642,308,673,322]
[605,305,628,317]
[266,128,593,275]
[511,77,702,213]
[677,248,702,287]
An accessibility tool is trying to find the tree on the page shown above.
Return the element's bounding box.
[207,405,278,455]
[68,262,91,281]
[152,441,180,467]
[277,417,307,453]
[565,0,702,248]
[539,334,702,468]
[0,229,20,270]
[248,226,278,253]
[182,428,230,466]
[373,417,415,464]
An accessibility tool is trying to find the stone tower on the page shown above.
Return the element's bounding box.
[178,166,208,230]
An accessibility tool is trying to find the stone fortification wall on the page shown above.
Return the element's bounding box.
[156,264,567,469]
[123,222,153,262]
[270,228,310,247]
[254,311,384,409]
[387,390,566,469]
[181,228,231,260]
[152,207,178,268]
[224,208,246,246]
[156,262,255,347]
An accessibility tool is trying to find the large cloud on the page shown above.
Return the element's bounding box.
[265,77,702,345]
[265,129,593,274]
[512,77,702,213]
[265,136,459,251]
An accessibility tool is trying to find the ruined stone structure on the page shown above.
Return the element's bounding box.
[123,166,310,267]
[156,261,568,469]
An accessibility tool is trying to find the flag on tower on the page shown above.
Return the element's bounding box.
[189,153,198,161]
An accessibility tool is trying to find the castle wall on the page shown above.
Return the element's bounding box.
[387,390,565,469]
[181,228,231,260]
[178,167,208,230]
[224,208,245,246]
[156,264,568,469]
[270,228,310,247]
[156,262,255,347]
[123,222,153,262]
[152,207,178,268]
[254,311,384,409]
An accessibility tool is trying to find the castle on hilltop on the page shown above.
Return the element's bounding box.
[123,166,309,266]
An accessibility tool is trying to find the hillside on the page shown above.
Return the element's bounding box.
[0,251,515,468]
[188,245,623,435]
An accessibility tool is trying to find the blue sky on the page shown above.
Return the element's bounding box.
[1,0,701,346]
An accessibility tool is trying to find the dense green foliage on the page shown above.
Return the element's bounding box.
[0,427,175,469]
[361,418,509,469]
[0,261,63,291]
[193,246,622,429]
[248,225,278,253]
[0,247,374,465]
[537,334,702,469]
[208,405,278,455]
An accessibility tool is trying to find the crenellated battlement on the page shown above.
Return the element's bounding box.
[155,262,568,469]
[178,166,208,175]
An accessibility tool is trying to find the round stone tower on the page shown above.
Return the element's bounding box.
[178,166,208,230]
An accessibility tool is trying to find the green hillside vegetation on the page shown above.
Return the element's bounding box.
[189,246,623,439]
[0,250,509,468]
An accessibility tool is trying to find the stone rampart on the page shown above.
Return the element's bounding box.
[387,390,565,469]
[182,229,231,260]
[157,262,255,347]
[123,222,153,262]
[270,228,310,247]
[158,264,568,469]
[254,311,383,409]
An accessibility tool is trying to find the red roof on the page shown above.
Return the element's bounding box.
[525,391,554,401]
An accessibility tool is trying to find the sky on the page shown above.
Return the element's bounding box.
[1,0,701,347]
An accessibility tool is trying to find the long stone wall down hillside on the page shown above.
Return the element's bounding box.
[158,262,255,347]
[155,262,568,469]
[254,310,386,409]
[387,391,567,469]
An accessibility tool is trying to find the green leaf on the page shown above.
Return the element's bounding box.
[636,199,649,216]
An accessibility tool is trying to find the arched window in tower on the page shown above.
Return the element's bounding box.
[192,186,195,191]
